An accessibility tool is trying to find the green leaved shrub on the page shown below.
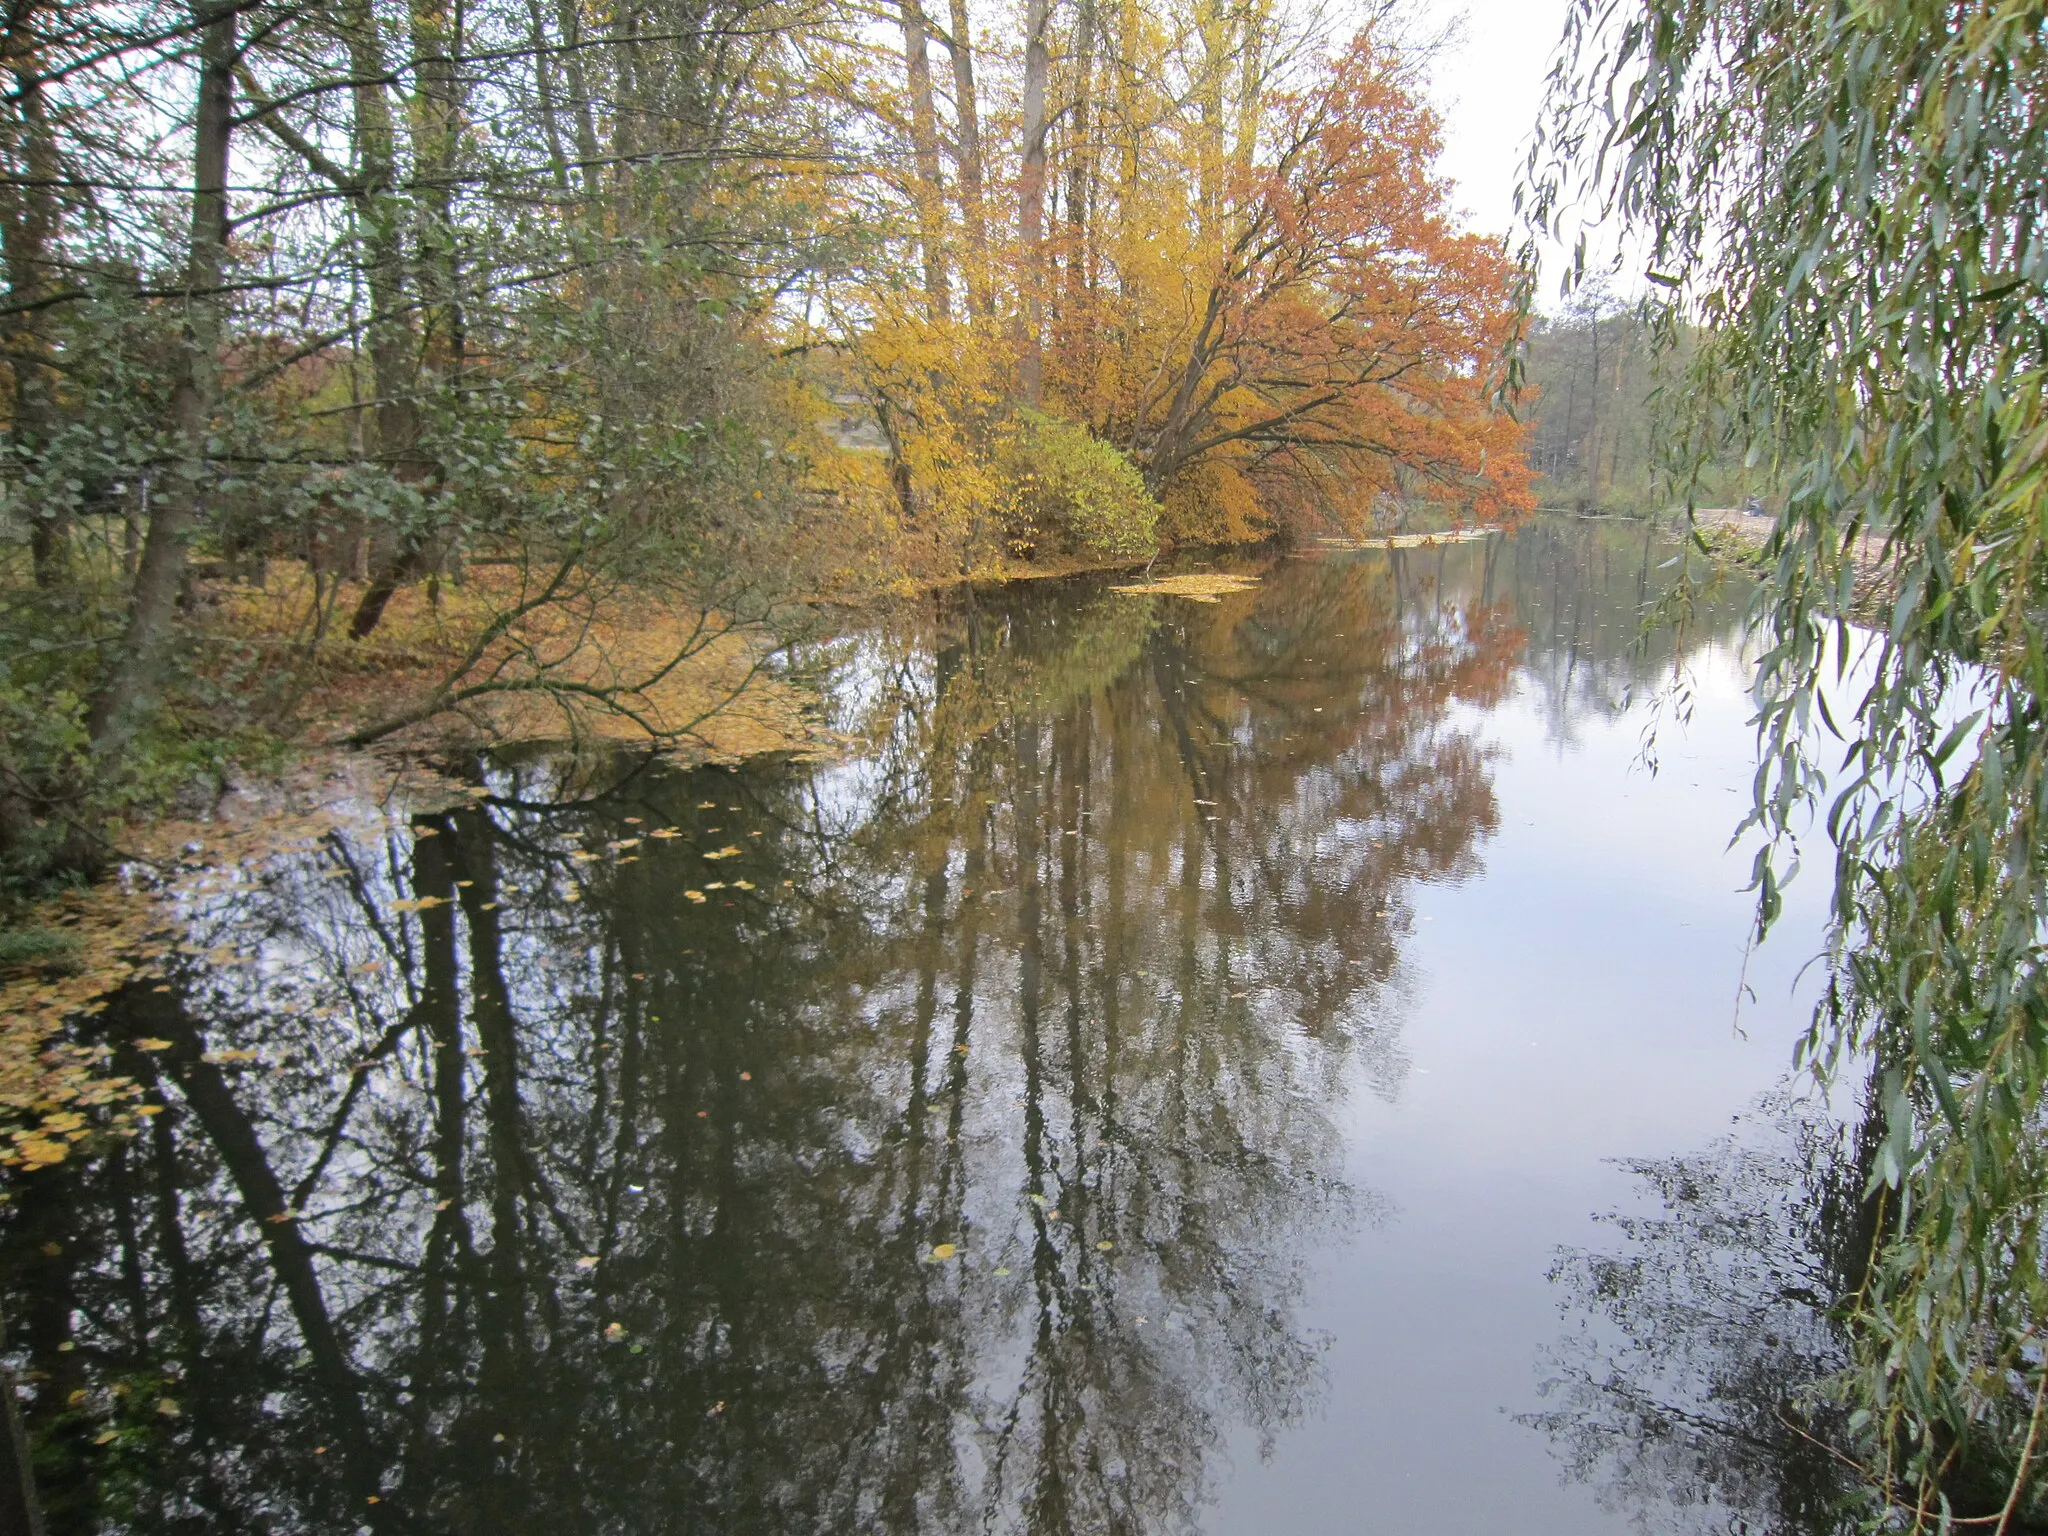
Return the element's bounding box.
[996,411,1159,562]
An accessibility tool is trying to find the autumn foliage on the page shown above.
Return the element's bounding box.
[0,0,1534,924]
[839,12,1533,554]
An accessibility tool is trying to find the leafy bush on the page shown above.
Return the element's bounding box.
[997,412,1159,561]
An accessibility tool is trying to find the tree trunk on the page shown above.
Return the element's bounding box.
[1018,0,1050,405]
[349,0,467,641]
[1195,0,1226,234]
[344,0,428,499]
[523,0,572,194]
[0,20,67,590]
[898,0,950,318]
[1584,317,1603,505]
[1232,0,1269,181]
[87,0,234,753]
[553,0,604,199]
[1063,0,1096,325]
[944,0,989,316]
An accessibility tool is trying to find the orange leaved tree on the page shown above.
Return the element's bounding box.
[1048,30,1532,542]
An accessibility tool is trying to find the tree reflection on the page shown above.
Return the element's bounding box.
[1504,517,1750,746]
[7,550,1528,1533]
[1527,1092,1871,1535]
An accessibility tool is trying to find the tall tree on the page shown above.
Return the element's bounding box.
[897,0,951,316]
[87,0,237,755]
[1017,0,1051,404]
[944,0,990,316]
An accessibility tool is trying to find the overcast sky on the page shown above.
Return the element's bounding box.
[1425,0,1575,241]
[1420,0,1648,303]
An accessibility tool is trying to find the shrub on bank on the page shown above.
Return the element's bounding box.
[997,412,1159,562]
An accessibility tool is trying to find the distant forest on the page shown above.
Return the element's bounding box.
[1518,280,1765,515]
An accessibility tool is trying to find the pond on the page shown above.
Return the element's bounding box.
[7,519,1873,1534]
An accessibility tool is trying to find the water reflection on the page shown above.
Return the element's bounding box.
[1529,1092,1870,1535]
[6,522,1754,1534]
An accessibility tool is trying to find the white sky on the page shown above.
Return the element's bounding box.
[1425,0,1575,242]
[1420,0,1648,302]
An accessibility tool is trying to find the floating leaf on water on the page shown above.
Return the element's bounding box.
[1109,572,1262,602]
[930,1243,958,1261]
[156,1398,181,1417]
[993,1266,1011,1276]
[1096,1240,1114,1251]
[1028,1193,1050,1208]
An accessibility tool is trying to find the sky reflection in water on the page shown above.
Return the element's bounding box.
[6,520,1866,1534]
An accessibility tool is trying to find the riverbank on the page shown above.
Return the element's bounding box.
[1691,506,1894,619]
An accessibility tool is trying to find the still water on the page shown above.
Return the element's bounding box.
[9,520,1869,1533]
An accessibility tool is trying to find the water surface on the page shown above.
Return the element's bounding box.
[7,521,1864,1533]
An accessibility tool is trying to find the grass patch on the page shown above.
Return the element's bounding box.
[0,926,84,973]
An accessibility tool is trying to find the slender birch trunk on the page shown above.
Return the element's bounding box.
[897,0,951,318]
[0,13,65,589]
[1018,0,1050,405]
[88,0,234,752]
[944,0,989,316]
